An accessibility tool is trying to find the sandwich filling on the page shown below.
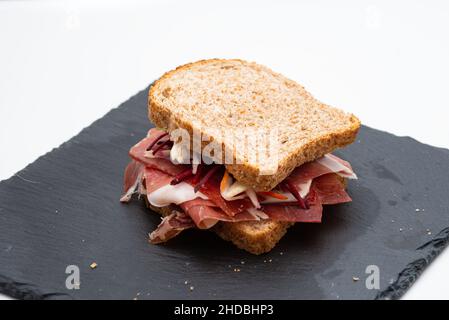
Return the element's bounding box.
[121,129,357,243]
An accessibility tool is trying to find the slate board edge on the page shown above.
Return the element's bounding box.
[1,86,449,300]
[375,227,449,300]
[0,87,150,300]
[0,275,70,300]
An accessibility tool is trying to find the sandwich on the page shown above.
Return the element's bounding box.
[120,59,360,254]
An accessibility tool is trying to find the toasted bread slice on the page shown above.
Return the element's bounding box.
[149,59,360,191]
[213,220,293,255]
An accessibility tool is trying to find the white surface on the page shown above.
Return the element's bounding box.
[1,0,449,300]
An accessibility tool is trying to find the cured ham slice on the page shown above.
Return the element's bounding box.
[129,129,189,176]
[180,198,260,229]
[120,160,144,203]
[286,154,356,196]
[318,154,357,179]
[144,167,174,193]
[261,204,323,223]
[149,211,195,244]
[122,129,357,243]
[142,169,260,229]
[312,174,352,205]
[261,190,323,222]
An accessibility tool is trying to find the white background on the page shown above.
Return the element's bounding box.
[1,0,448,300]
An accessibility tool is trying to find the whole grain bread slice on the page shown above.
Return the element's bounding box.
[149,59,360,191]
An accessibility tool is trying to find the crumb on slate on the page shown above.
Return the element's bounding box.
[90,262,98,269]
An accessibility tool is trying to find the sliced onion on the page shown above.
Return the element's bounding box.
[245,188,261,209]
[222,180,248,198]
[247,208,269,220]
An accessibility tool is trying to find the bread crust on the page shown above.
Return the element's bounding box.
[148,59,360,191]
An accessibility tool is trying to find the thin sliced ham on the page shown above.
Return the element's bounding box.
[142,168,260,229]
[285,154,356,197]
[261,204,323,223]
[260,190,323,222]
[317,154,357,179]
[259,174,351,222]
[144,168,208,207]
[129,129,189,176]
[144,167,174,193]
[120,160,144,203]
[122,129,357,244]
[180,198,260,229]
[312,174,352,205]
[149,211,195,244]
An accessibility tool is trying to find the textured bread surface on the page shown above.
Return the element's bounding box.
[149,59,360,191]
[213,220,293,255]
[146,201,292,255]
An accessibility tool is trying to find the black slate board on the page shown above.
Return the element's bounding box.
[1,87,449,300]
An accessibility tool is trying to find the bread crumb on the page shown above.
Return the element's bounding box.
[189,286,194,291]
[90,262,97,269]
[133,292,141,300]
[240,260,245,265]
[352,277,360,282]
